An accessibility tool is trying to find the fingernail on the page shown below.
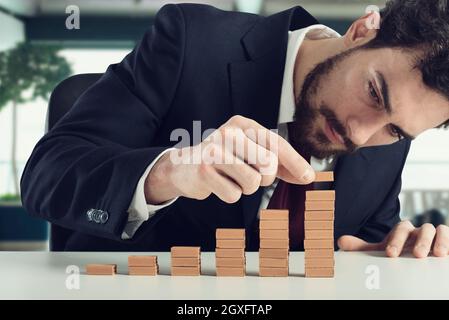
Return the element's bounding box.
[387,245,398,256]
[302,168,315,183]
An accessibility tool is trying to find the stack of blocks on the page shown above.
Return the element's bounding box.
[171,247,201,276]
[259,209,289,277]
[304,171,335,278]
[215,228,246,277]
[128,255,158,276]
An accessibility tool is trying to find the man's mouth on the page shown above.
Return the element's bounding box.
[324,119,345,145]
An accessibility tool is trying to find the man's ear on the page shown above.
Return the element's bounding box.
[343,11,380,48]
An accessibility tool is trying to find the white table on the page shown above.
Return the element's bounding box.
[1,251,448,300]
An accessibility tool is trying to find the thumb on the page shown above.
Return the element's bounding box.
[338,235,383,251]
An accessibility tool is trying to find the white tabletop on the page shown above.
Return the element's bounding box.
[1,251,448,300]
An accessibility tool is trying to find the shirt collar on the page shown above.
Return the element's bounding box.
[278,24,341,125]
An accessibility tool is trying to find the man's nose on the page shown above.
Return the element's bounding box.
[346,114,388,146]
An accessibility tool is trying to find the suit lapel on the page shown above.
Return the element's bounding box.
[227,6,319,234]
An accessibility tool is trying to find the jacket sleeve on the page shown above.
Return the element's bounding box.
[20,4,186,241]
[355,139,412,243]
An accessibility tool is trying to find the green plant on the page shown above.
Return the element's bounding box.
[0,193,21,203]
[0,42,72,196]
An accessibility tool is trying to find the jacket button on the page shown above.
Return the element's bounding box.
[99,211,109,224]
[86,209,95,221]
[86,209,108,224]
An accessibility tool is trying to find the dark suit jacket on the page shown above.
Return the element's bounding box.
[20,4,411,251]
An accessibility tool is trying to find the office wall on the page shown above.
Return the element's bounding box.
[0,11,25,51]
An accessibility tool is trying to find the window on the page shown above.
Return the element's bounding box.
[400,129,449,219]
[0,48,131,197]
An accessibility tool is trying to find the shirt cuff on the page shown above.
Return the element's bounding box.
[121,148,179,240]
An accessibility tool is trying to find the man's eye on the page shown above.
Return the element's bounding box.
[388,125,404,140]
[369,81,381,105]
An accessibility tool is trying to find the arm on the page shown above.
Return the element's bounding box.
[20,4,186,241]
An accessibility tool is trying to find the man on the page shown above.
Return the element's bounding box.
[21,0,449,257]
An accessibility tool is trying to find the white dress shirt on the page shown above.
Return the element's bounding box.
[123,24,341,239]
[259,24,341,213]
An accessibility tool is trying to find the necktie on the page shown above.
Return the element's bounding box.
[267,123,313,250]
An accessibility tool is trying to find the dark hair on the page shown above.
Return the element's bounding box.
[366,0,449,128]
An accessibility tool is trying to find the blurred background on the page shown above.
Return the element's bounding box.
[0,0,447,251]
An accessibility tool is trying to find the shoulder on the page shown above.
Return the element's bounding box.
[171,3,261,35]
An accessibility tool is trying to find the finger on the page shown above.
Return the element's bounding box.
[200,164,242,204]
[412,223,436,258]
[227,128,300,185]
[273,135,315,184]
[276,164,312,184]
[433,225,449,257]
[224,128,278,186]
[385,221,415,257]
[228,116,315,184]
[338,235,383,251]
[213,148,262,196]
[215,163,261,196]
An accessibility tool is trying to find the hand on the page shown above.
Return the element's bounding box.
[144,115,315,204]
[338,221,449,258]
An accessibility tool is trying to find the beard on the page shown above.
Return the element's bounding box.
[292,47,359,159]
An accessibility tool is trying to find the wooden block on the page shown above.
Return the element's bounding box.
[260,239,289,249]
[86,264,116,275]
[304,220,334,230]
[259,248,289,259]
[216,228,245,240]
[259,267,289,277]
[305,229,334,239]
[215,248,245,258]
[306,190,335,201]
[260,209,289,220]
[171,246,201,257]
[305,268,334,278]
[216,257,246,267]
[216,267,246,277]
[171,257,201,267]
[128,266,158,276]
[305,201,334,211]
[216,239,245,249]
[304,239,334,249]
[259,220,288,230]
[305,249,334,259]
[171,266,201,276]
[259,258,289,268]
[260,229,289,239]
[305,258,335,268]
[314,171,334,182]
[128,255,157,267]
[305,210,334,221]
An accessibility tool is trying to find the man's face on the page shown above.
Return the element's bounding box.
[294,46,449,159]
